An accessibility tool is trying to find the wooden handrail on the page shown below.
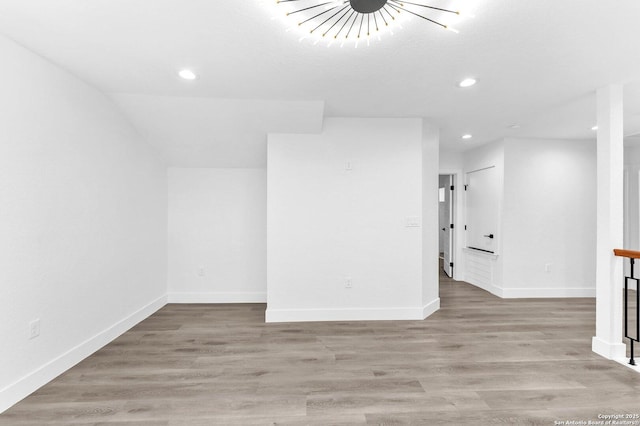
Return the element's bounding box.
[615,250,640,366]
[613,248,640,259]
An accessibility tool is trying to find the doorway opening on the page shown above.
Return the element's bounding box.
[439,174,455,279]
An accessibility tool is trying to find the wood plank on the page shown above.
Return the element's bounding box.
[1,267,638,425]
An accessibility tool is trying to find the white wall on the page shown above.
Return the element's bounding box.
[168,168,266,302]
[422,123,441,309]
[624,144,640,252]
[502,138,596,297]
[461,138,596,298]
[267,118,437,322]
[440,150,464,171]
[0,35,167,412]
[622,143,640,283]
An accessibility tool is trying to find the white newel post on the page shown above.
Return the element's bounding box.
[592,85,626,360]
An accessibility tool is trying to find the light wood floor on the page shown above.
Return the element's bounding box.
[2,270,640,425]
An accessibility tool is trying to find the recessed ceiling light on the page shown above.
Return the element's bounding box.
[591,125,598,131]
[462,134,473,139]
[508,124,521,129]
[178,69,197,80]
[458,78,477,88]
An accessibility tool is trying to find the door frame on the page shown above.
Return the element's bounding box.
[439,174,454,277]
[439,169,464,281]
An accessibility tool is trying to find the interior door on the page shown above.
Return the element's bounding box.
[466,167,499,253]
[442,175,453,277]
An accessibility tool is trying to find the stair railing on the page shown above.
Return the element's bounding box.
[613,249,640,365]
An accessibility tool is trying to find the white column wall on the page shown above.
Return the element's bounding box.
[266,118,432,322]
[592,85,627,360]
[423,122,441,311]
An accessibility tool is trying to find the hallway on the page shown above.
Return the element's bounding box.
[2,277,639,425]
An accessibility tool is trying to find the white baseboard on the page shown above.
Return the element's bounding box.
[464,281,596,299]
[592,336,627,360]
[465,278,504,298]
[500,287,596,298]
[422,298,440,319]
[0,294,167,414]
[167,291,266,303]
[265,302,437,323]
[613,358,640,374]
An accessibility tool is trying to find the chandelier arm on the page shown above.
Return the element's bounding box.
[386,3,401,13]
[390,3,447,28]
[335,9,356,38]
[382,6,396,20]
[388,0,459,14]
[377,10,388,26]
[311,4,351,33]
[346,12,360,38]
[298,4,342,26]
[323,7,353,36]
[357,13,364,38]
[287,2,336,16]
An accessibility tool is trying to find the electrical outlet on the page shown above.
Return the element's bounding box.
[197,266,205,277]
[545,263,552,273]
[29,319,40,340]
[345,277,353,289]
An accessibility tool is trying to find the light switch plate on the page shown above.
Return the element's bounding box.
[405,217,420,227]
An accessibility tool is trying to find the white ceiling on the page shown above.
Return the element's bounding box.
[1,0,639,166]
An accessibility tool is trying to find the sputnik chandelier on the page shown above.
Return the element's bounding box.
[275,0,468,45]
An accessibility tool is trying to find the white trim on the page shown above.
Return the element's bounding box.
[592,336,627,360]
[167,291,266,303]
[462,247,498,259]
[265,303,436,323]
[464,281,594,299]
[500,287,596,298]
[612,358,640,373]
[0,295,167,414]
[422,298,440,318]
[439,169,465,282]
[466,279,504,298]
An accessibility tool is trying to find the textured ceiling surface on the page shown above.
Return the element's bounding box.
[0,0,639,165]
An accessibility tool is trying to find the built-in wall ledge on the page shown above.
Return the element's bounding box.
[463,247,499,260]
[613,358,640,374]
